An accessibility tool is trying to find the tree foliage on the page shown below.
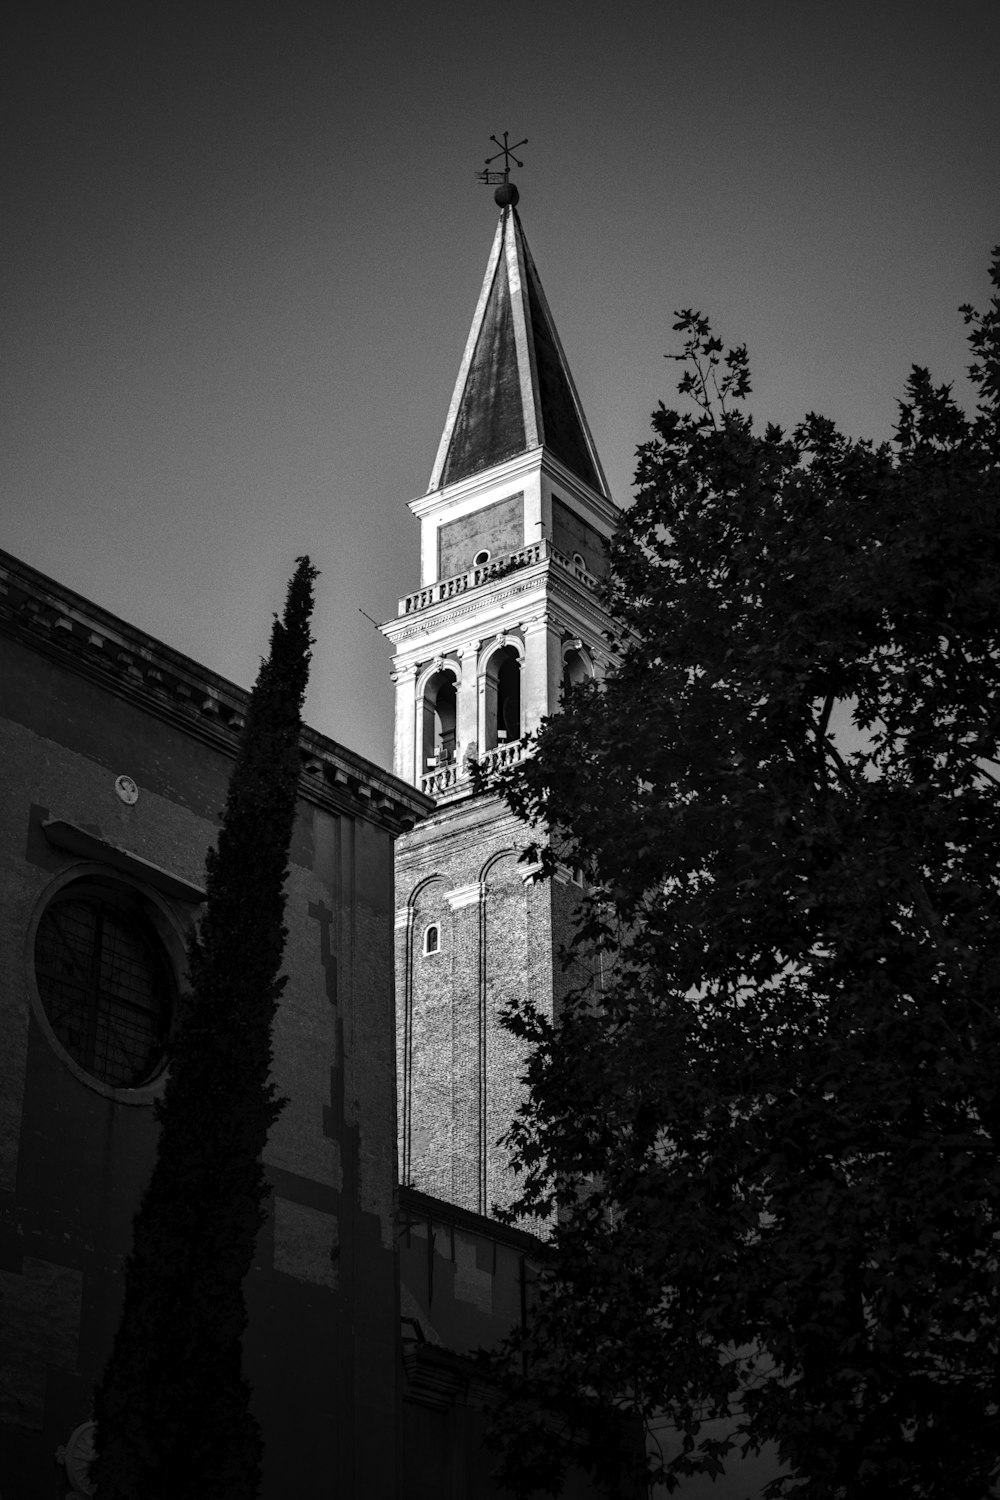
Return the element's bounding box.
[93,558,317,1500]
[486,254,1000,1498]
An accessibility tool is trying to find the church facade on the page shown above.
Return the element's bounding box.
[0,545,429,1496]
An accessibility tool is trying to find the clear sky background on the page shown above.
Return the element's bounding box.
[4,2,998,770]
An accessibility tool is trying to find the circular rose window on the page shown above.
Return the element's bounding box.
[34,883,174,1088]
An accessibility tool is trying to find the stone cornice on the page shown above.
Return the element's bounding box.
[384,574,545,644]
[0,548,432,835]
[384,560,611,652]
[410,446,542,520]
[42,819,206,903]
[445,882,483,911]
[399,1184,541,1253]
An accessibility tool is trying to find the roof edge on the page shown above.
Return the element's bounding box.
[427,215,506,493]
[0,547,432,829]
[426,206,611,500]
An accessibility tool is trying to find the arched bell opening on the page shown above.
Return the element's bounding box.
[483,645,522,752]
[562,641,593,699]
[421,669,458,770]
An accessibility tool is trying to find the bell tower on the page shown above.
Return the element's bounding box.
[383,176,618,1217]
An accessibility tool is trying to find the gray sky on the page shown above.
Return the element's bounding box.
[4,2,998,768]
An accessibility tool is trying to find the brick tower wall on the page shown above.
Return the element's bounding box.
[395,795,588,1217]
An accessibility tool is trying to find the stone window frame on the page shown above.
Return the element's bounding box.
[24,862,188,1105]
[422,923,442,956]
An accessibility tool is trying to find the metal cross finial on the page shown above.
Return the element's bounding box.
[476,131,527,188]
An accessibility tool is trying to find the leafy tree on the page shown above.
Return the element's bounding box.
[93,557,318,1500]
[486,255,1000,1498]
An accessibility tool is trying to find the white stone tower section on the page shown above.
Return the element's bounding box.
[383,194,618,1217]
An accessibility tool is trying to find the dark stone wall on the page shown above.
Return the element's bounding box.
[398,1188,605,1500]
[0,628,401,1498]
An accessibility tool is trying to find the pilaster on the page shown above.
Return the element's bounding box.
[392,663,418,784]
[445,880,485,1211]
[521,617,561,732]
[457,643,480,764]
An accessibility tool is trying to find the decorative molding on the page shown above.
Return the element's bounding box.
[480,631,525,670]
[445,882,483,912]
[42,820,205,904]
[386,577,544,641]
[415,654,461,697]
[401,1338,471,1411]
[0,549,431,833]
[386,568,610,650]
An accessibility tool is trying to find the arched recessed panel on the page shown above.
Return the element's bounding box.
[481,851,530,1216]
[399,875,453,1198]
[562,641,594,698]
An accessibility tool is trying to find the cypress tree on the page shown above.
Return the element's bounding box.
[93,557,318,1500]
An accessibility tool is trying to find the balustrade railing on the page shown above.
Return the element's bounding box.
[477,739,526,774]
[420,762,460,797]
[419,737,528,798]
[400,539,597,617]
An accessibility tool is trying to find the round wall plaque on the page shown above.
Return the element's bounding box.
[114,775,139,805]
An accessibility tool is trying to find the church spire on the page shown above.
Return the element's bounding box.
[385,160,620,801]
[387,167,619,1214]
[428,201,609,497]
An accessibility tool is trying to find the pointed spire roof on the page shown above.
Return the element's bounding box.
[429,207,609,496]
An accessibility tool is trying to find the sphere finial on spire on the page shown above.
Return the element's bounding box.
[475,132,526,208]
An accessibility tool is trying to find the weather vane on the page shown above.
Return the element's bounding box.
[476,132,526,207]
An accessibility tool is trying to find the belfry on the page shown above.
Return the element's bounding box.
[383,176,620,1217]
